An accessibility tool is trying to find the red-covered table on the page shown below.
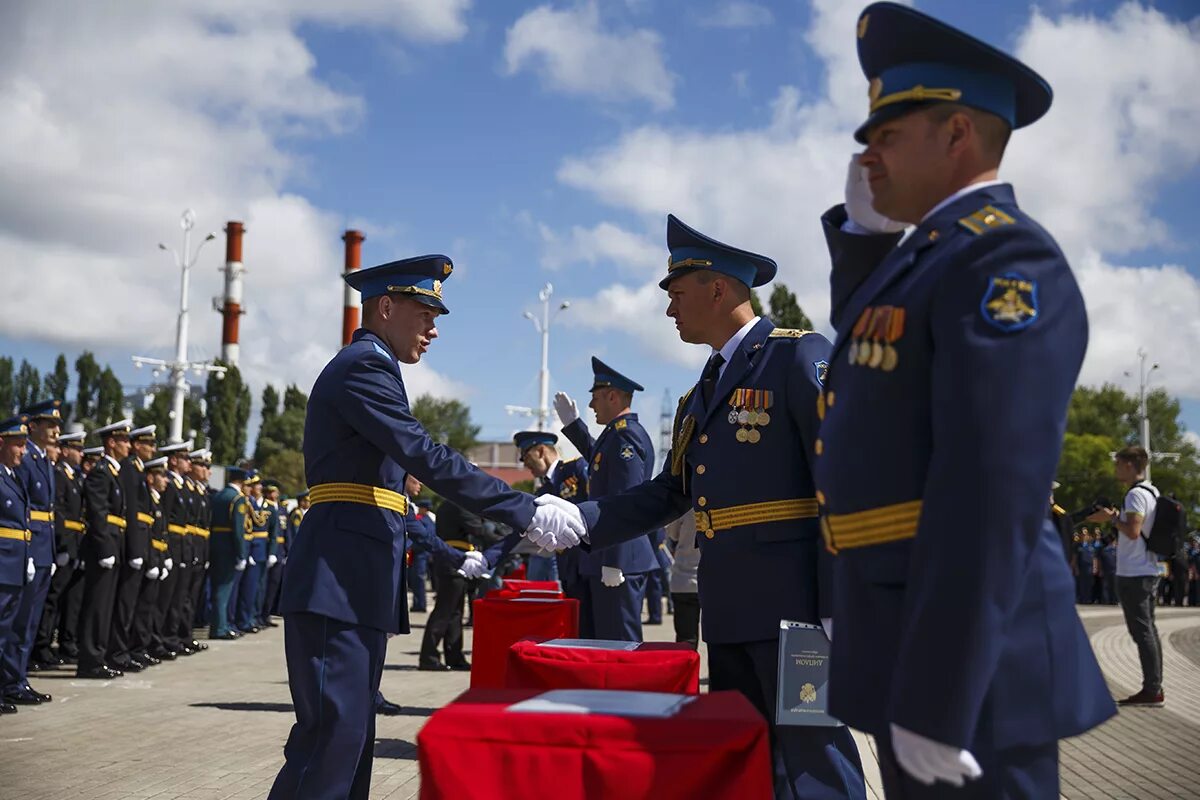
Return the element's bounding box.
[505,639,701,694]
[469,598,578,689]
[502,579,560,592]
[418,689,772,799]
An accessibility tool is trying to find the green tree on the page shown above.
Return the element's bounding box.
[261,385,280,427]
[74,352,101,420]
[14,360,41,410]
[767,284,814,330]
[235,379,252,461]
[43,354,70,404]
[749,289,764,317]
[411,395,480,453]
[95,367,124,424]
[260,449,306,496]
[205,362,252,464]
[256,384,306,464]
[0,357,13,415]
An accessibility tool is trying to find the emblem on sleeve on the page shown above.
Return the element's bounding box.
[813,360,829,386]
[619,444,636,461]
[981,273,1039,331]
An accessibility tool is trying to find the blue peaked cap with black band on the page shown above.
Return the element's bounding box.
[514,430,558,454]
[21,399,63,421]
[0,415,29,437]
[661,214,777,290]
[590,356,644,394]
[853,2,1052,144]
[344,254,455,314]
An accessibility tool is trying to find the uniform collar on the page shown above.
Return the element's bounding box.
[714,315,761,376]
[104,454,121,471]
[150,488,161,502]
[354,328,398,363]
[545,458,560,483]
[27,440,46,459]
[920,179,1007,224]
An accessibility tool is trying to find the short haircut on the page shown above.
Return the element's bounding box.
[925,103,1012,162]
[694,269,750,303]
[1115,445,1149,474]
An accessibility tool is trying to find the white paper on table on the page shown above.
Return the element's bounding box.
[518,589,562,596]
[510,597,562,603]
[506,689,695,718]
[538,638,639,651]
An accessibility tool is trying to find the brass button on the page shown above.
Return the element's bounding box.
[696,465,706,475]
[827,391,835,407]
[698,497,707,507]
[698,434,709,444]
[816,490,826,505]
[814,439,823,455]
[705,530,715,540]
[816,395,825,420]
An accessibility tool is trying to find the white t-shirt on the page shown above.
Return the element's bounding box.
[1116,482,1160,577]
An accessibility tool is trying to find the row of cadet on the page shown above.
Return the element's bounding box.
[0,403,310,715]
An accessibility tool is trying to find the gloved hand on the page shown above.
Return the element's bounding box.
[457,551,489,579]
[267,554,278,568]
[98,555,117,570]
[890,724,983,787]
[146,566,161,580]
[234,559,247,572]
[600,566,624,587]
[553,392,579,426]
[248,556,256,567]
[526,495,587,550]
[844,154,907,234]
[159,568,170,581]
[164,558,174,572]
[55,552,70,567]
[26,558,35,582]
[75,559,84,571]
[50,563,57,578]
[821,617,834,641]
[204,561,210,569]
[129,557,144,570]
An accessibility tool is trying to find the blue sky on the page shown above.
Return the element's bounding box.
[2,0,1198,456]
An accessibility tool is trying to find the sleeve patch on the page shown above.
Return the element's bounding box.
[619,444,636,461]
[813,360,829,386]
[980,273,1039,331]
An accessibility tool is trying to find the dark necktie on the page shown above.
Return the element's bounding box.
[701,353,725,407]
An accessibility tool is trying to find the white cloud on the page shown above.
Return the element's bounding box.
[550,1,1200,403]
[538,221,661,276]
[697,2,774,29]
[503,3,675,109]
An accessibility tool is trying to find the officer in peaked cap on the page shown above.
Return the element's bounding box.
[33,428,87,666]
[514,430,588,593]
[186,449,213,632]
[208,466,251,640]
[555,359,662,643]
[258,478,283,628]
[0,416,31,714]
[129,455,168,665]
[543,215,864,797]
[106,425,156,673]
[155,440,194,658]
[269,254,579,800]
[814,3,1114,794]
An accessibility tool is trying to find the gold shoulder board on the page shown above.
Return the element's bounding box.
[958,204,1016,235]
[768,328,813,339]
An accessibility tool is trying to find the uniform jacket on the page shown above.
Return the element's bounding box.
[562,414,660,577]
[183,477,202,566]
[83,456,125,562]
[247,496,270,562]
[210,485,250,569]
[280,328,536,634]
[162,473,189,569]
[537,458,588,583]
[191,479,211,566]
[576,318,833,644]
[15,441,55,566]
[0,465,30,586]
[816,185,1116,750]
[121,456,151,563]
[53,461,85,561]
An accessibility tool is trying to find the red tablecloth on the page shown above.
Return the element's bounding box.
[502,579,561,591]
[505,640,701,694]
[418,689,772,799]
[469,598,578,689]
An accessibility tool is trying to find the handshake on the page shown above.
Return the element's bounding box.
[523,495,588,551]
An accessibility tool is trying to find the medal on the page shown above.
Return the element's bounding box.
[728,410,739,424]
[737,409,750,424]
[882,345,898,371]
[869,341,884,368]
[735,428,748,443]
[882,307,905,372]
[746,410,759,425]
[848,341,859,364]
[747,428,761,444]
[757,411,770,426]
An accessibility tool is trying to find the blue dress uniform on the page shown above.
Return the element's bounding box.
[270,255,536,800]
[514,430,589,593]
[0,416,31,713]
[208,471,251,639]
[404,498,432,612]
[238,490,270,632]
[816,5,1116,795]
[575,217,864,799]
[562,359,661,642]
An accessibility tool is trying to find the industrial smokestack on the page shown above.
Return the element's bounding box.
[342,229,364,347]
[216,221,246,366]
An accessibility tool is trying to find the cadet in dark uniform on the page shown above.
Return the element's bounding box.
[0,415,31,714]
[208,467,250,640]
[405,496,431,612]
[556,359,661,641]
[108,425,156,673]
[131,456,169,665]
[178,459,208,653]
[418,495,480,672]
[539,215,864,798]
[259,479,285,626]
[33,428,86,666]
[77,419,132,679]
[268,255,577,800]
[187,449,213,634]
[815,4,1115,793]
[155,440,193,659]
[515,430,588,601]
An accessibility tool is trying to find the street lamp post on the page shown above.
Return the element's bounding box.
[507,283,570,431]
[132,209,226,443]
[1136,348,1157,480]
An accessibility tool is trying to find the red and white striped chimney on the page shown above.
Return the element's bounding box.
[342,229,364,347]
[219,221,246,366]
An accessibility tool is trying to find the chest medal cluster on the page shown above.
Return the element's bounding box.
[848,305,905,371]
[729,388,772,444]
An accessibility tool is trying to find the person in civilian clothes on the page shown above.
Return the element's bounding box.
[130,456,169,665]
[260,479,285,626]
[107,424,156,673]
[814,4,1115,791]
[155,440,193,659]
[0,415,32,714]
[556,358,661,642]
[33,428,86,666]
[537,214,864,799]
[268,255,581,800]
[515,430,588,597]
[208,467,250,640]
[4,401,61,704]
[76,419,133,679]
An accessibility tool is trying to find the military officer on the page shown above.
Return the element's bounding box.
[186,449,213,634]
[813,4,1116,794]
[155,440,193,659]
[259,479,284,627]
[0,416,31,714]
[556,359,661,642]
[268,254,580,800]
[81,445,102,474]
[515,430,588,600]
[237,473,269,633]
[77,419,132,679]
[33,428,86,666]
[130,456,169,665]
[179,452,209,653]
[208,466,250,640]
[537,215,864,798]
[107,424,156,673]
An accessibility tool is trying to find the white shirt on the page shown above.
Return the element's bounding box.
[1117,482,1160,577]
[713,316,761,381]
[544,458,561,486]
[104,454,121,472]
[920,179,1006,224]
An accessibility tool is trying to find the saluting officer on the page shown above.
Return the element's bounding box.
[556,360,661,642]
[107,425,156,673]
[540,215,864,798]
[77,419,133,679]
[33,428,87,667]
[0,416,32,715]
[515,430,588,600]
[155,440,193,659]
[815,4,1115,793]
[208,467,250,640]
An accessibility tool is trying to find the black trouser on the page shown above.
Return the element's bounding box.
[33,558,77,661]
[420,571,467,667]
[58,563,85,657]
[130,573,161,656]
[1170,557,1188,607]
[671,592,700,649]
[77,560,120,671]
[106,562,144,666]
[176,564,201,645]
[156,565,185,653]
[264,562,284,617]
[1117,575,1163,694]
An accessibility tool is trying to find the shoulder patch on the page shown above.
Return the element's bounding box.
[958,204,1016,235]
[619,444,636,461]
[768,328,813,339]
[234,498,247,513]
[981,272,1039,331]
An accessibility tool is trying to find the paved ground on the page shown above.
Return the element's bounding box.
[0,600,1197,799]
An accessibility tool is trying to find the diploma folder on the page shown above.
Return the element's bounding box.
[776,621,842,727]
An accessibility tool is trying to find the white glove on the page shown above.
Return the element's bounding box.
[890,724,982,787]
[98,555,116,570]
[164,558,174,572]
[457,551,489,579]
[205,561,210,569]
[76,560,84,572]
[845,154,906,234]
[26,558,35,582]
[234,559,247,572]
[146,566,161,580]
[821,617,833,641]
[600,566,624,587]
[553,392,579,426]
[129,557,144,570]
[248,556,256,567]
[159,568,169,581]
[55,552,70,567]
[267,554,278,568]
[50,563,57,578]
[527,496,587,550]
